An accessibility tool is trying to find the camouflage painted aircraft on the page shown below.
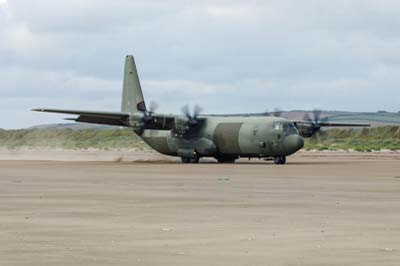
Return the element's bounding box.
[33,55,369,164]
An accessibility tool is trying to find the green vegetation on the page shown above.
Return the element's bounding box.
[305,126,400,151]
[0,126,399,152]
[0,128,149,150]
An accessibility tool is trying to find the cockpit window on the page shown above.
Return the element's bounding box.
[287,122,299,135]
[273,121,298,135]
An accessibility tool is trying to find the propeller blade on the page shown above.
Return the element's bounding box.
[181,105,191,119]
[299,110,325,138]
[315,117,330,141]
[193,105,203,118]
[313,110,322,123]
[303,112,312,122]
[149,101,159,113]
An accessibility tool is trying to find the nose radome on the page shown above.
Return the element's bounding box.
[283,134,304,155]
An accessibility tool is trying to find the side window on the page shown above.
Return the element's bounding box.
[273,122,281,130]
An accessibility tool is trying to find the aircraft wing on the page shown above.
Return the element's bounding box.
[294,121,370,127]
[318,122,370,127]
[293,120,370,138]
[32,108,130,127]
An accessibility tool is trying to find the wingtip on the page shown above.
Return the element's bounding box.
[32,108,44,112]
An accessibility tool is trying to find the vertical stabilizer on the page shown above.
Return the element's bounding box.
[121,55,146,113]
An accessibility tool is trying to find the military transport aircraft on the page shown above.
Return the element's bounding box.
[33,55,369,164]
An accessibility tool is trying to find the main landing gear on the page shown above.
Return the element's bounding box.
[273,156,286,165]
[181,157,200,164]
[216,156,237,164]
[181,156,286,164]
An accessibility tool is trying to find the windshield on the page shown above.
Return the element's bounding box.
[273,121,298,135]
[287,122,299,135]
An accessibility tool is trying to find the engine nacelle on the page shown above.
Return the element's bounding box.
[173,117,190,135]
[193,138,217,156]
[295,123,320,138]
[127,112,145,130]
[168,136,217,156]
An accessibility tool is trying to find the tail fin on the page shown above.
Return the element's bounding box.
[121,55,147,113]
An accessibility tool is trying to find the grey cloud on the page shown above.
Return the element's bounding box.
[0,0,399,128]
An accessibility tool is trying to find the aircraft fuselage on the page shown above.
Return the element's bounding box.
[140,115,304,160]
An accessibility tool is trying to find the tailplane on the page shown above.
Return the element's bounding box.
[121,55,147,113]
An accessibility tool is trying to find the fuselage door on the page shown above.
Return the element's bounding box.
[270,121,284,154]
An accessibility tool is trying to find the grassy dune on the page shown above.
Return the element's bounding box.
[305,126,400,151]
[0,128,148,150]
[0,126,399,152]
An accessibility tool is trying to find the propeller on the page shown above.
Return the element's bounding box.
[303,110,322,125]
[148,101,159,114]
[300,110,330,139]
[142,100,159,123]
[181,104,203,126]
[171,104,203,136]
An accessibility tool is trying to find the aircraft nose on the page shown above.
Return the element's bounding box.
[283,134,304,155]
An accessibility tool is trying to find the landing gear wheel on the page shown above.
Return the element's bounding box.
[181,157,190,164]
[274,156,286,165]
[181,157,200,164]
[216,156,237,164]
[189,157,200,164]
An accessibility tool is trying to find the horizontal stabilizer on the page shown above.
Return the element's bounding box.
[32,108,130,118]
[33,108,130,127]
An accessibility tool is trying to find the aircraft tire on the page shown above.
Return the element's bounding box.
[181,157,200,164]
[216,157,237,164]
[181,157,191,163]
[190,157,200,164]
[274,156,286,165]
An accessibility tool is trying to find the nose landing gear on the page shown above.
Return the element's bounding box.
[274,156,286,165]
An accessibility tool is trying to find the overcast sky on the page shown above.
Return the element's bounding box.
[1,0,399,128]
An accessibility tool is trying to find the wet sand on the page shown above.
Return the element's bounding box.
[0,151,399,265]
